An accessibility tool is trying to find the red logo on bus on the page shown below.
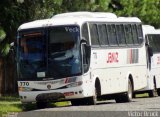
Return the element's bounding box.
[107,52,119,63]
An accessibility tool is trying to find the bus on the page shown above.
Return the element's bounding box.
[135,25,160,97]
[16,12,147,108]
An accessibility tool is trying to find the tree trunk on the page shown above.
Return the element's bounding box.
[0,58,4,96]
[0,54,18,96]
[4,54,18,95]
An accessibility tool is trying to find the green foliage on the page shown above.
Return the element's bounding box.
[0,96,22,116]
[0,27,6,42]
[0,43,10,56]
[98,0,111,11]
[114,0,160,28]
[114,0,132,16]
[53,0,63,5]
[0,0,160,57]
[0,27,9,57]
[138,0,160,28]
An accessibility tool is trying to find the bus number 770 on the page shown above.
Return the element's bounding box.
[20,82,29,86]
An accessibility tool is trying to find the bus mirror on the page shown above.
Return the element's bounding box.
[9,42,16,56]
[81,37,89,45]
[145,38,149,46]
[148,47,153,57]
[81,38,91,58]
[85,44,91,58]
[10,42,15,51]
[81,38,91,60]
[10,42,14,47]
[81,38,86,43]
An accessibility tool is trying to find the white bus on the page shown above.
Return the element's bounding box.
[136,25,160,97]
[16,12,147,108]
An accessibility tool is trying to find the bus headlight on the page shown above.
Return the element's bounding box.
[66,81,83,88]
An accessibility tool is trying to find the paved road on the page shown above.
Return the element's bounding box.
[36,96,160,111]
[17,96,160,117]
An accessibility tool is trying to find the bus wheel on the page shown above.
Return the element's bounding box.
[36,101,48,109]
[133,93,136,98]
[148,90,156,97]
[89,95,97,105]
[22,102,32,111]
[148,79,157,97]
[87,87,97,105]
[115,80,133,103]
[124,79,133,102]
[157,89,160,96]
[71,99,81,106]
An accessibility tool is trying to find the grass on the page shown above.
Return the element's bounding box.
[54,101,71,107]
[20,102,70,111]
[0,93,149,116]
[0,95,71,112]
[0,96,22,116]
[22,101,71,111]
[0,96,70,113]
[135,93,149,98]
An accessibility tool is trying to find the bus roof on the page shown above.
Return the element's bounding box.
[18,12,142,30]
[142,25,160,34]
[155,29,160,34]
[156,29,160,31]
[52,11,118,19]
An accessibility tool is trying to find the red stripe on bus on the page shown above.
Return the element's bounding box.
[64,78,69,84]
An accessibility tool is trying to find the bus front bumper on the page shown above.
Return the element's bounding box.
[36,92,65,102]
[19,87,87,103]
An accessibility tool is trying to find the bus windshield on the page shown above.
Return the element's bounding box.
[48,26,81,78]
[18,30,46,79]
[17,26,81,80]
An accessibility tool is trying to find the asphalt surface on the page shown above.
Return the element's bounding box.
[37,96,160,111]
[17,96,160,117]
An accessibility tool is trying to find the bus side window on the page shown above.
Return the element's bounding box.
[82,23,89,44]
[107,24,118,46]
[154,35,160,52]
[156,34,160,52]
[137,24,143,44]
[115,24,126,45]
[131,24,139,45]
[124,24,134,45]
[97,24,109,46]
[89,23,100,46]
[148,35,156,52]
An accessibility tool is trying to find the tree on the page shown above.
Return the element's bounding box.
[113,0,160,28]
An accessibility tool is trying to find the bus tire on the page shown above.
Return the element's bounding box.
[71,99,81,106]
[133,93,136,98]
[115,79,133,103]
[124,79,133,102]
[148,90,155,97]
[22,102,32,111]
[36,101,48,109]
[87,86,98,105]
[148,79,157,97]
[157,89,160,96]
[115,96,123,103]
[88,95,97,105]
